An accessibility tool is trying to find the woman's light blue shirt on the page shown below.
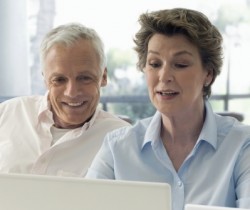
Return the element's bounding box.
[86,101,250,210]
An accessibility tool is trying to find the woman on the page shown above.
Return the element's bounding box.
[86,8,250,210]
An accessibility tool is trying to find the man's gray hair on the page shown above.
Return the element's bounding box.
[40,23,106,73]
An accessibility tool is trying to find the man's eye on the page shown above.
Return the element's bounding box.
[78,76,91,80]
[78,75,95,83]
[79,76,90,80]
[51,77,66,85]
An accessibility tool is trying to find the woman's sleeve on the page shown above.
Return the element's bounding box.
[85,133,115,179]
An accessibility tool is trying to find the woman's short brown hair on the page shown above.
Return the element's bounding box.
[134,8,223,98]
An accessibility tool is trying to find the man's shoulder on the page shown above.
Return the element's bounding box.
[105,116,153,142]
[96,109,131,126]
[1,95,44,107]
[1,95,44,105]
[0,95,46,113]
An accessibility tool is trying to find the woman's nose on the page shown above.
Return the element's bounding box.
[159,66,174,83]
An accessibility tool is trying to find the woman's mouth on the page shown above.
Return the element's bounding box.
[157,91,178,96]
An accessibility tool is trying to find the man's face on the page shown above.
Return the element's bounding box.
[43,40,107,129]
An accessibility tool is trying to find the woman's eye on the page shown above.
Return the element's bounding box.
[149,62,161,68]
[175,63,189,68]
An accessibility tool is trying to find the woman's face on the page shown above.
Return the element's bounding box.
[43,40,107,129]
[144,33,213,117]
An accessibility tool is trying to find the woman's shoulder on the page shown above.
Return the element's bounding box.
[216,113,250,132]
[216,114,250,145]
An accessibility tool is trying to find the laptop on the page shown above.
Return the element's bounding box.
[0,173,171,210]
[185,204,248,210]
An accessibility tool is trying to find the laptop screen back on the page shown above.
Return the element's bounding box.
[0,173,171,210]
[185,204,248,210]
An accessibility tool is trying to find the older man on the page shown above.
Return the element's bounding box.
[0,23,130,176]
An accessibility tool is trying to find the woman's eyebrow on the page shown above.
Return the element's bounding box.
[173,50,194,57]
[147,50,194,57]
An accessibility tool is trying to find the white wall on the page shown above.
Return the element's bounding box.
[0,0,30,96]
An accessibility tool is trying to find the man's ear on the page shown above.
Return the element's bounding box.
[42,71,49,89]
[101,67,108,87]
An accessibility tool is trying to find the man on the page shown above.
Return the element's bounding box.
[0,23,130,176]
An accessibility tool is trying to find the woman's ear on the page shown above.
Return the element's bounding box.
[205,69,214,86]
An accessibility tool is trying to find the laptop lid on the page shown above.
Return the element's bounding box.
[0,173,171,210]
[185,204,248,210]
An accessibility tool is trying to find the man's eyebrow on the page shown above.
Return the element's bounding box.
[49,73,64,77]
[77,71,97,76]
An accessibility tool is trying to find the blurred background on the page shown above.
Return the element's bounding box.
[1,0,250,124]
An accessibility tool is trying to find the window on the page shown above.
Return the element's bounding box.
[1,0,250,123]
